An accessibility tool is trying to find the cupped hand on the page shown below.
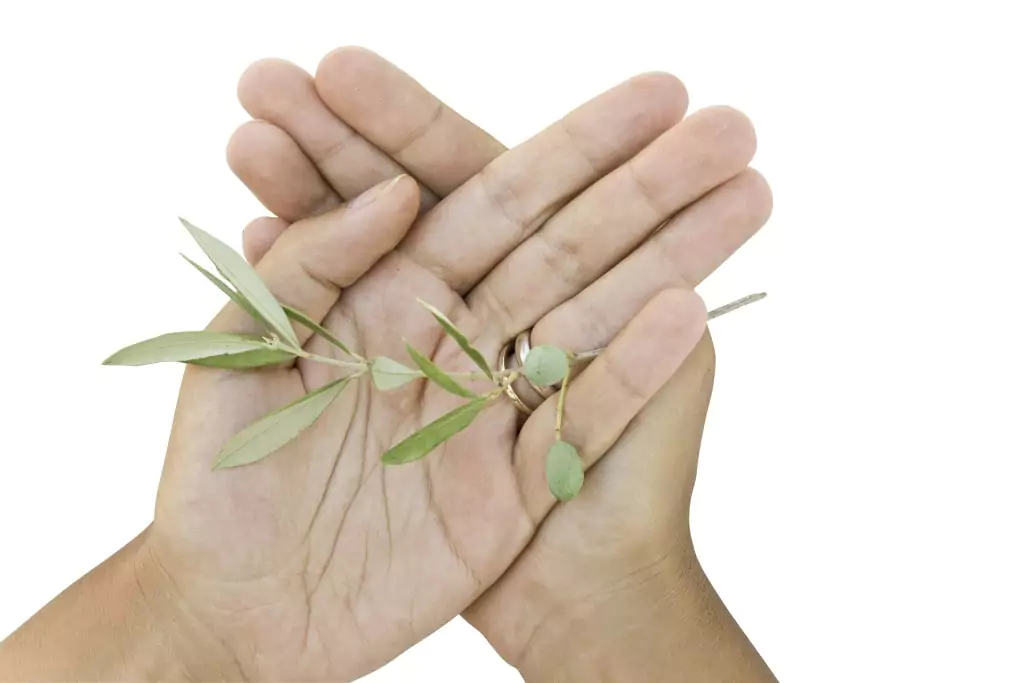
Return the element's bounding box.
[224,47,774,680]
[144,66,712,682]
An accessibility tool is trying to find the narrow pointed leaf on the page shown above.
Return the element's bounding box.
[181,254,261,322]
[103,331,282,366]
[214,378,349,469]
[184,254,357,360]
[189,347,295,369]
[371,356,424,391]
[523,345,570,387]
[405,343,478,399]
[416,299,492,379]
[180,218,300,348]
[283,305,356,358]
[546,440,584,502]
[382,398,489,465]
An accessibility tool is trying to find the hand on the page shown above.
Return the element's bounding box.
[140,61,728,681]
[229,48,774,680]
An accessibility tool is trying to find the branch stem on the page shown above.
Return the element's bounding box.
[554,365,572,441]
[572,291,767,363]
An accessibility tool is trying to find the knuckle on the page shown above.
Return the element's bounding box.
[602,352,650,405]
[476,165,529,242]
[536,232,590,294]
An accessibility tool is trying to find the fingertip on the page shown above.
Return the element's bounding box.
[695,105,758,163]
[628,71,690,124]
[225,120,266,175]
[315,45,385,87]
[242,217,289,265]
[645,288,708,359]
[237,57,309,115]
[386,174,422,221]
[225,120,334,221]
[391,173,421,211]
[743,167,774,225]
[293,174,419,286]
[651,287,707,324]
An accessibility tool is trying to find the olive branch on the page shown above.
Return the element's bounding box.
[103,219,764,501]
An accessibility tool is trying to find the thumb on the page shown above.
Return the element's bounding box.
[210,174,418,342]
[590,330,716,519]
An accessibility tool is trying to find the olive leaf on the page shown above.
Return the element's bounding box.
[546,440,584,502]
[189,347,295,369]
[523,345,569,387]
[371,356,424,390]
[416,299,493,380]
[181,254,262,322]
[405,343,478,399]
[184,252,357,359]
[282,305,356,358]
[382,397,489,465]
[103,331,290,367]
[214,378,350,469]
[180,218,300,348]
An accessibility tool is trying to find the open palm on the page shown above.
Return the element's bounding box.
[222,47,771,675]
[145,72,709,678]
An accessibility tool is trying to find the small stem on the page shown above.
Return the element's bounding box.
[446,370,503,382]
[571,291,767,363]
[294,348,366,371]
[554,365,572,441]
[707,292,767,321]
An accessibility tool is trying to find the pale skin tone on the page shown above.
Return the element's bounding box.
[0,48,775,682]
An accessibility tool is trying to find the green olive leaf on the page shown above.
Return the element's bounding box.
[181,254,262,323]
[546,440,584,502]
[103,331,288,367]
[371,356,424,391]
[180,218,300,348]
[405,343,478,399]
[283,305,356,358]
[183,255,356,359]
[214,378,349,469]
[382,398,489,465]
[188,347,295,369]
[523,345,569,387]
[416,299,493,380]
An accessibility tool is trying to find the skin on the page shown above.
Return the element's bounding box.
[228,48,777,681]
[0,57,758,681]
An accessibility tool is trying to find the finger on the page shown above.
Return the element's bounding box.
[315,46,507,196]
[585,331,716,519]
[401,72,689,292]
[242,216,289,265]
[237,57,439,211]
[468,106,757,341]
[209,175,418,345]
[533,168,773,353]
[227,120,336,222]
[514,288,708,522]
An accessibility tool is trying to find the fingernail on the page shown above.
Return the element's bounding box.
[349,174,406,210]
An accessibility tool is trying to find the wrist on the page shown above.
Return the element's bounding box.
[515,548,699,683]
[517,547,775,683]
[0,530,239,682]
[131,529,244,681]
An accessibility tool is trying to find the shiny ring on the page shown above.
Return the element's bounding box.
[514,330,557,398]
[497,340,533,415]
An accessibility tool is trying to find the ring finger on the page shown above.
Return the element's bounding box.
[506,167,772,408]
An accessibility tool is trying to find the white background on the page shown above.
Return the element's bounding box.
[1,2,1022,681]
